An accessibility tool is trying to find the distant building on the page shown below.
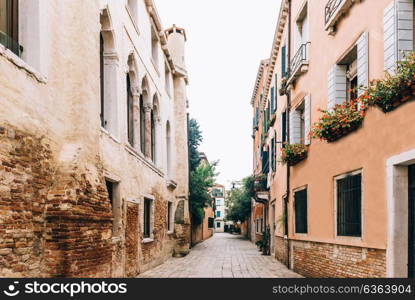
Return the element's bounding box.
[211,184,226,232]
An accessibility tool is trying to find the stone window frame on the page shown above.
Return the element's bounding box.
[386,148,415,277]
[333,169,365,242]
[141,194,155,243]
[293,185,309,237]
[167,200,174,234]
[104,172,122,240]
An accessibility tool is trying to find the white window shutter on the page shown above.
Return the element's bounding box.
[384,2,397,72]
[304,95,311,146]
[396,0,414,60]
[289,110,301,144]
[327,65,347,110]
[357,32,369,96]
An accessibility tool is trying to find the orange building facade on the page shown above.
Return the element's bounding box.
[251,0,415,278]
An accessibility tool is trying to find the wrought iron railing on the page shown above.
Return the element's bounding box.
[288,42,310,78]
[0,31,23,57]
[325,0,344,25]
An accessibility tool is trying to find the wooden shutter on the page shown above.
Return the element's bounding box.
[357,32,369,96]
[271,87,275,113]
[282,45,287,77]
[290,110,301,144]
[384,2,397,72]
[274,75,278,112]
[397,0,414,61]
[304,95,311,145]
[327,65,347,110]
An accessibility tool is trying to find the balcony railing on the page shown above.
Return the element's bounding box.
[0,31,23,57]
[287,42,310,82]
[325,0,344,25]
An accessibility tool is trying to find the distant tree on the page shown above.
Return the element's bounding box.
[188,119,203,172]
[226,176,254,223]
[189,161,218,225]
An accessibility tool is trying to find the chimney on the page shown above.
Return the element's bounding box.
[165,24,187,73]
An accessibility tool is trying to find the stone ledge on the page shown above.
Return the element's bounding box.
[0,44,47,84]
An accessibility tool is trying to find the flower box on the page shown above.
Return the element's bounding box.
[281,143,308,166]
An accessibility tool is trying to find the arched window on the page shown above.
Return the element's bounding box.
[100,33,105,127]
[126,74,134,146]
[151,110,155,161]
[166,121,172,176]
[100,9,118,137]
[140,95,146,154]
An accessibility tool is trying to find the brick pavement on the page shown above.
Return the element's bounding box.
[137,233,302,278]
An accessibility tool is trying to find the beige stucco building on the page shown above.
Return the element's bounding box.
[0,0,190,277]
[252,0,415,278]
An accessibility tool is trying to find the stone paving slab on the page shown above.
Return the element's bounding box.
[137,233,302,278]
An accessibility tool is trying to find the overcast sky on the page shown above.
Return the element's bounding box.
[155,0,281,187]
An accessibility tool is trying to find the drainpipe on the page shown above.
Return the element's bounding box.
[285,0,292,269]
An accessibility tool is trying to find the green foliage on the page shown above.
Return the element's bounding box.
[188,119,203,172]
[255,227,270,256]
[189,158,218,226]
[226,176,254,223]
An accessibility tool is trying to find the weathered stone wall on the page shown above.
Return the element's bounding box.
[288,240,386,278]
[125,202,139,277]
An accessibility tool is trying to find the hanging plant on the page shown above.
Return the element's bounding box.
[280,143,308,166]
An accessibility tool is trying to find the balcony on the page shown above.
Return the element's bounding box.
[253,174,269,203]
[0,31,23,57]
[325,0,356,35]
[287,43,310,85]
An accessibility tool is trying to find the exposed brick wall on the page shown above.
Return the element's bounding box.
[0,126,53,277]
[125,202,139,277]
[0,125,114,277]
[275,236,289,267]
[290,240,386,278]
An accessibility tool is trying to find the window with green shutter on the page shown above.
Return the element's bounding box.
[282,45,287,77]
[271,87,275,113]
[274,75,278,112]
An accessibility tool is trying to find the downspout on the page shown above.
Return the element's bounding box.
[285,0,292,269]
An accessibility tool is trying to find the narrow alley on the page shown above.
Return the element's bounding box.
[138,234,302,278]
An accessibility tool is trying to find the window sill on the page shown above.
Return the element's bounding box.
[0,44,47,84]
[100,127,121,144]
[142,238,154,244]
[124,144,165,178]
[167,230,174,235]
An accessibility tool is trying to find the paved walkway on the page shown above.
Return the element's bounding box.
[138,233,302,278]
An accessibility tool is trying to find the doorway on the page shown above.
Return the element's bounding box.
[271,203,276,255]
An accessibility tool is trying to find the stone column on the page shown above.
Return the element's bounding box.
[144,104,152,158]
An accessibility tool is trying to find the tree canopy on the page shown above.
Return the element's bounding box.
[226,176,254,223]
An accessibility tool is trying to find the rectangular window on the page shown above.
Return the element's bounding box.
[282,45,287,77]
[151,27,159,70]
[105,179,120,236]
[165,63,171,96]
[167,202,173,232]
[336,173,362,237]
[0,0,20,56]
[216,199,221,206]
[216,211,221,218]
[216,222,221,228]
[143,198,152,238]
[282,111,287,144]
[208,218,214,229]
[284,197,289,236]
[294,188,308,234]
